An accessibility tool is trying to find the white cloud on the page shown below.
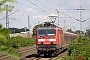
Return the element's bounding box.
[33,15,47,19]
[68,1,80,7]
[33,13,57,20]
[27,8,38,14]
[48,13,57,16]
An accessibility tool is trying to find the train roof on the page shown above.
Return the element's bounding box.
[37,22,63,30]
[37,26,62,30]
[64,31,77,35]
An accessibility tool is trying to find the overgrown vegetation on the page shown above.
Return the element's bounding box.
[0,0,15,12]
[33,24,43,36]
[0,24,35,60]
[0,36,35,48]
[0,45,22,60]
[0,24,22,60]
[58,36,90,60]
[85,29,90,37]
[0,0,23,59]
[7,36,35,48]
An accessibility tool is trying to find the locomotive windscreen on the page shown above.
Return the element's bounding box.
[38,29,56,36]
[47,29,56,35]
[38,29,46,36]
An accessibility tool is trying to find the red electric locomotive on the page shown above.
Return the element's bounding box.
[36,22,77,56]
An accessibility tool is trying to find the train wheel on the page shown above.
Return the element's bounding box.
[48,53,52,57]
[37,52,40,56]
[52,51,57,57]
[44,53,48,56]
[54,51,57,57]
[37,50,41,57]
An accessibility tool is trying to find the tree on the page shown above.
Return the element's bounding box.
[0,24,22,60]
[0,25,10,41]
[33,24,43,36]
[66,28,73,32]
[9,27,30,33]
[0,0,15,12]
[75,30,84,35]
[85,29,90,37]
[0,0,22,60]
[68,36,90,60]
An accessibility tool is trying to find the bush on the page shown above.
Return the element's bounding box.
[68,36,90,60]
[2,36,35,48]
[58,36,90,60]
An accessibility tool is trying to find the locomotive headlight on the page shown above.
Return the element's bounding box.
[53,42,56,44]
[51,42,56,44]
[49,39,56,41]
[38,39,45,41]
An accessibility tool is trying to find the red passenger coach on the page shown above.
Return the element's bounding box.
[36,22,77,56]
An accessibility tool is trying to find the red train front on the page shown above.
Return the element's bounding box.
[36,22,77,56]
[36,26,64,56]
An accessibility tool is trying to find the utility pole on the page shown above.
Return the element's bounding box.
[56,6,86,34]
[28,15,31,38]
[38,21,39,25]
[56,9,60,27]
[63,20,66,31]
[77,6,85,34]
[28,15,30,30]
[6,5,9,28]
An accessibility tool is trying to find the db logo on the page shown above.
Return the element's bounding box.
[74,56,86,60]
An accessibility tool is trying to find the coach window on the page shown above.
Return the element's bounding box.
[64,36,66,40]
[64,35,68,41]
[70,36,73,40]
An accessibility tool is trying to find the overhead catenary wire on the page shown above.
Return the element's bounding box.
[18,1,31,8]
[59,11,80,21]
[9,18,28,28]
[0,10,19,21]
[0,1,28,21]
[36,0,54,15]
[83,18,90,22]
[57,8,90,10]
[18,0,49,15]
[59,11,90,22]
[18,1,41,13]
[57,8,90,21]
[57,7,90,34]
[58,11,89,32]
[36,0,52,10]
[27,0,49,15]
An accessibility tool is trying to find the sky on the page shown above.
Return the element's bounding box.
[0,0,90,32]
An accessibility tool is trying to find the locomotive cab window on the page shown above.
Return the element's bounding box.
[38,29,46,36]
[47,29,56,36]
[38,29,56,36]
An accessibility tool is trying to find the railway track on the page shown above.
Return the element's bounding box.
[0,45,67,60]
[0,45,36,60]
[23,49,67,60]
